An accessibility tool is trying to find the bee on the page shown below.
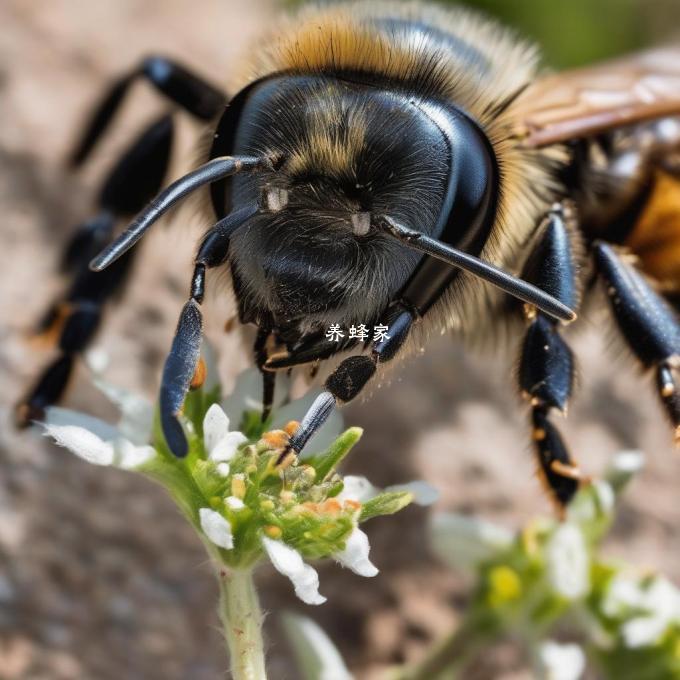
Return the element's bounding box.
[17,1,680,510]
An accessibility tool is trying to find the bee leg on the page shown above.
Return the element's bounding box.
[263,333,358,370]
[71,56,226,167]
[594,241,680,442]
[519,314,580,510]
[17,115,175,427]
[285,304,416,456]
[518,205,583,509]
[254,327,276,422]
[159,269,205,458]
[159,205,258,456]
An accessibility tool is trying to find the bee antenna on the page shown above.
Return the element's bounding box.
[89,154,275,271]
[377,216,576,323]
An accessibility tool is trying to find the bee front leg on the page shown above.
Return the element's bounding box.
[285,304,417,458]
[518,204,584,510]
[159,206,258,456]
[594,242,680,443]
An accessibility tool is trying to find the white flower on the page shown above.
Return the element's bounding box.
[262,536,326,605]
[592,480,615,515]
[85,349,154,444]
[199,508,234,550]
[538,641,586,680]
[216,462,231,477]
[604,575,680,648]
[203,404,248,462]
[601,574,644,618]
[42,355,157,470]
[333,527,378,577]
[337,476,376,502]
[622,616,670,648]
[43,407,155,470]
[605,450,645,493]
[338,475,439,506]
[225,496,245,510]
[262,524,380,604]
[429,512,513,572]
[546,523,590,600]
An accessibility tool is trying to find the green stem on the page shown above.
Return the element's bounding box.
[392,610,501,680]
[218,568,267,680]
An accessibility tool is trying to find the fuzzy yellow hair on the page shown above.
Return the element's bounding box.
[225,1,570,349]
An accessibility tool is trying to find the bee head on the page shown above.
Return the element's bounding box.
[213,75,496,331]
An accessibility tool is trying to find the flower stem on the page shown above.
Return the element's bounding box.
[392,610,501,680]
[218,568,267,680]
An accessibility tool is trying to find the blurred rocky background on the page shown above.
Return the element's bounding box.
[1,1,678,678]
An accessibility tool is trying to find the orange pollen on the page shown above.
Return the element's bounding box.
[284,420,301,436]
[343,499,362,511]
[190,357,207,390]
[262,430,289,449]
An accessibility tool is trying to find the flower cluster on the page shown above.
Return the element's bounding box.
[42,353,432,606]
[419,449,680,680]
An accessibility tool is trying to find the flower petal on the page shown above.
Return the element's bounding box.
[45,407,119,442]
[602,575,645,617]
[225,496,245,510]
[93,378,154,444]
[114,439,156,469]
[622,615,669,648]
[43,424,115,466]
[337,475,378,502]
[538,641,586,680]
[210,432,248,462]
[262,536,326,605]
[199,508,234,550]
[334,527,378,577]
[216,462,231,477]
[203,404,231,453]
[547,523,590,600]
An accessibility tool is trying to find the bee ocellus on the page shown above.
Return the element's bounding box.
[17,2,680,510]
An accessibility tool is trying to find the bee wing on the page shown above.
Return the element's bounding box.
[514,46,680,148]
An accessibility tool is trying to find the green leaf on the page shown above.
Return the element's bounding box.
[281,612,352,680]
[309,427,362,481]
[360,490,413,521]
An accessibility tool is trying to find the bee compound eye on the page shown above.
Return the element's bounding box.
[351,212,371,236]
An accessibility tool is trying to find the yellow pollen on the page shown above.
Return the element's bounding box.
[264,525,282,539]
[231,475,246,499]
